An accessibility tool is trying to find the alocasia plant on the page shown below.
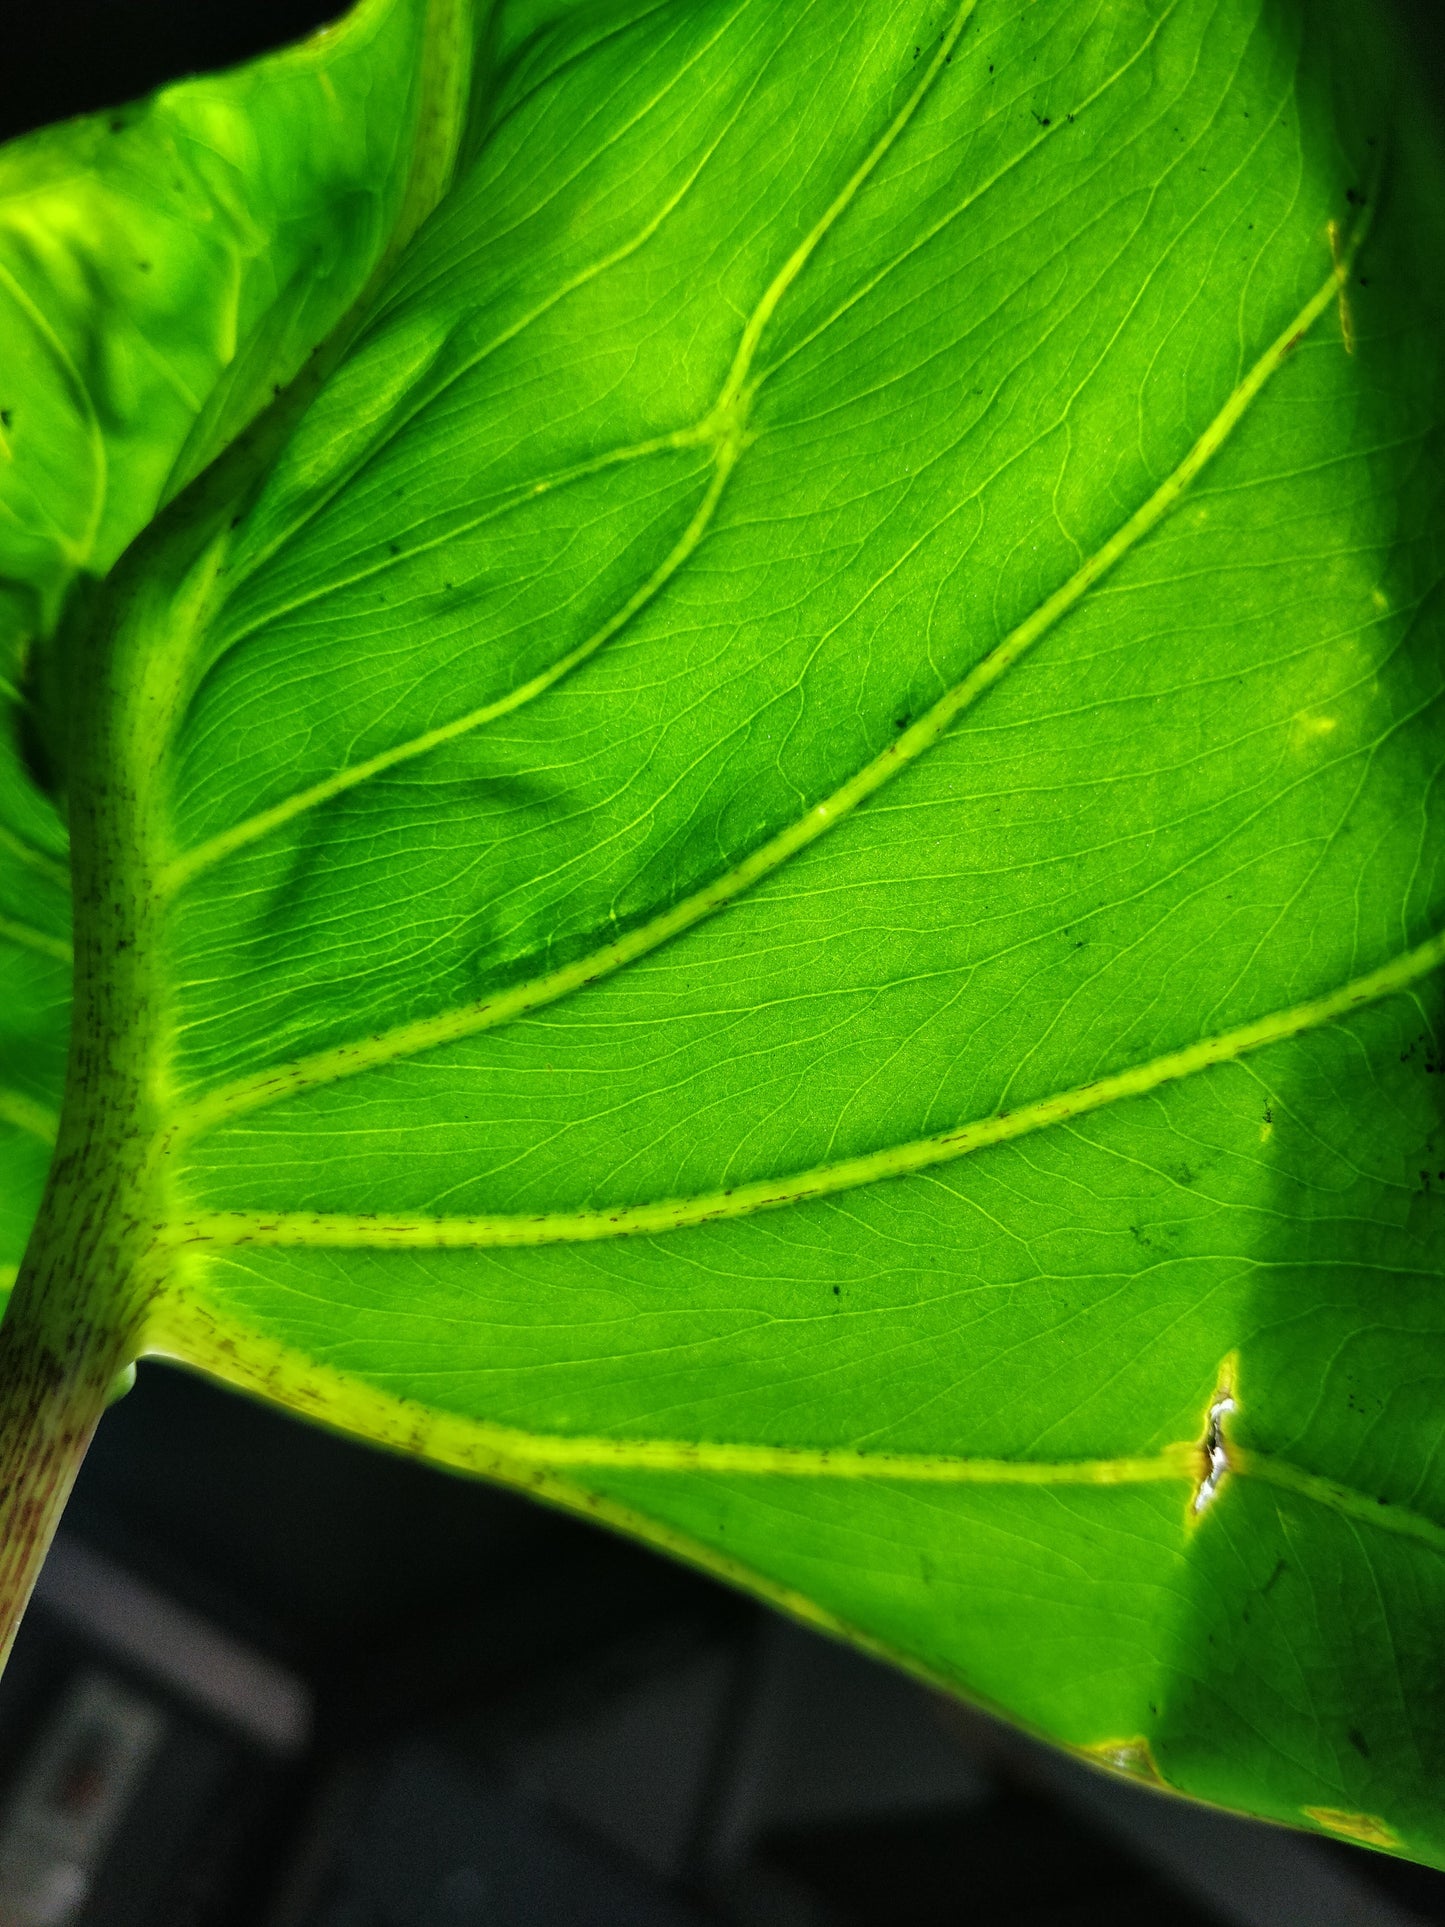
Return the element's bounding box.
[1,0,1442,1866]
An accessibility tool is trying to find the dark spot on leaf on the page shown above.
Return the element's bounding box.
[1345,186,1365,206]
[388,541,401,556]
[1349,1728,1371,1758]
[832,1285,840,1296]
[894,716,909,730]
[0,410,10,428]
[109,118,124,134]
[1262,1559,1287,1594]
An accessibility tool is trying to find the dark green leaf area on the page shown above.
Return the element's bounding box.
[0,728,68,1283]
[135,0,1445,1857]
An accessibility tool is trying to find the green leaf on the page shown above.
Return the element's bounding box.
[0,0,474,655]
[0,0,481,1290]
[4,0,1445,1868]
[0,728,67,1292]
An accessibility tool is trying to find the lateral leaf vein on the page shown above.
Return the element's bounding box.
[176,244,1359,1138]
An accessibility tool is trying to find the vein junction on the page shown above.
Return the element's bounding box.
[160,1,980,896]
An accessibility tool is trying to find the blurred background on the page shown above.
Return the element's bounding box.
[2,3,1445,1923]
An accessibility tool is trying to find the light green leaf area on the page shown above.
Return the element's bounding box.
[0,0,467,658]
[34,0,1445,1860]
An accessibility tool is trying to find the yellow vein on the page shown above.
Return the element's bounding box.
[0,1089,57,1146]
[394,1435,1199,1483]
[187,421,710,668]
[199,19,768,645]
[160,4,976,894]
[0,914,71,965]
[205,131,739,625]
[146,1300,1445,1554]
[0,256,106,567]
[177,247,1356,1142]
[161,440,739,894]
[0,824,68,886]
[1232,1446,1445,1559]
[146,1288,1197,1485]
[181,925,1445,1250]
[710,0,978,418]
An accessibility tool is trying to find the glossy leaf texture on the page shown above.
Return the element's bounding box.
[15,0,1445,1862]
[0,0,481,1289]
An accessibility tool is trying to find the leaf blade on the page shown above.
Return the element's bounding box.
[23,0,1445,1863]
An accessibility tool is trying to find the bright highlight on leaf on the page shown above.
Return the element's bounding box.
[0,0,1442,1869]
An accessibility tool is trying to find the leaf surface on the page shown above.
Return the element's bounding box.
[0,0,473,646]
[0,730,67,1291]
[11,0,1445,1862]
[0,0,482,1287]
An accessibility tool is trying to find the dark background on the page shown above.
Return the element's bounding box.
[2,4,1445,1924]
[1,0,1443,143]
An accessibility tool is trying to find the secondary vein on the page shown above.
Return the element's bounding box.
[1232,1447,1445,1559]
[159,1,978,894]
[0,824,69,887]
[417,1435,1202,1484]
[0,1090,58,1146]
[161,433,738,893]
[177,923,1445,1250]
[0,915,72,965]
[140,1296,1445,1559]
[175,244,1359,1140]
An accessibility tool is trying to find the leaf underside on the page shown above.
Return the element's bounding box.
[0,0,475,1287]
[5,0,1445,1864]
